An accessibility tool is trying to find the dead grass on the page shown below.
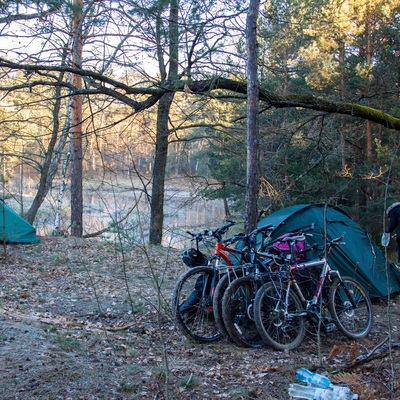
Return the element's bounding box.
[0,236,399,399]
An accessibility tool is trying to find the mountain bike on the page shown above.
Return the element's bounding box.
[171,220,249,342]
[212,225,277,344]
[253,233,373,351]
[211,231,256,340]
[221,227,306,348]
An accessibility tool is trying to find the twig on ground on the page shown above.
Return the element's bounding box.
[336,338,400,372]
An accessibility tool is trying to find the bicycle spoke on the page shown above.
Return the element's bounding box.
[172,266,222,343]
[222,276,265,348]
[328,276,373,339]
[254,281,305,351]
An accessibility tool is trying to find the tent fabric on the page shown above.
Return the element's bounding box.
[0,200,39,243]
[258,203,400,299]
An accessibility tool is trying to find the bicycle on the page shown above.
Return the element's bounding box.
[212,225,279,343]
[220,226,305,348]
[253,233,373,351]
[211,231,254,340]
[171,220,249,342]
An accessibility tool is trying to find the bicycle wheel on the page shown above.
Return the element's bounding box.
[212,267,246,341]
[213,273,233,340]
[254,281,305,351]
[222,275,265,348]
[171,266,222,343]
[328,276,373,339]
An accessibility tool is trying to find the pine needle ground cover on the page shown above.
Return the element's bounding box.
[0,237,399,400]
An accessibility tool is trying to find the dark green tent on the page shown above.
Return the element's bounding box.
[0,200,39,243]
[258,204,400,298]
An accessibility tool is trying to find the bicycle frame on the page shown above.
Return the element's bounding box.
[275,234,347,313]
[238,225,278,274]
[253,231,373,350]
[213,240,247,267]
[291,258,358,312]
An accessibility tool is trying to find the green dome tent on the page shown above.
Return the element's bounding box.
[258,204,400,299]
[0,200,39,243]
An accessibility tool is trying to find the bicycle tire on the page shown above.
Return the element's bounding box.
[212,268,246,341]
[222,275,265,348]
[212,273,233,340]
[171,266,222,343]
[254,281,306,351]
[328,276,373,339]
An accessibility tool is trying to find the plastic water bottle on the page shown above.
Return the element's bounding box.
[295,368,331,388]
[288,383,334,400]
[330,385,357,399]
[288,383,358,400]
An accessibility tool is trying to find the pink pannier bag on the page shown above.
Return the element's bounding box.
[271,233,306,259]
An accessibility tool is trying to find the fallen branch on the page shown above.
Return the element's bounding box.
[103,322,137,332]
[82,203,137,239]
[0,307,136,333]
[338,338,400,371]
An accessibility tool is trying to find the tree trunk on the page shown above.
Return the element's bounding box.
[53,151,70,235]
[70,0,83,237]
[223,198,231,218]
[149,0,179,245]
[25,66,67,224]
[244,0,260,234]
[338,36,348,171]
[149,93,174,245]
[365,4,373,162]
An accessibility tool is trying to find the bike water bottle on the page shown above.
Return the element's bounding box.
[295,368,331,388]
[288,383,334,400]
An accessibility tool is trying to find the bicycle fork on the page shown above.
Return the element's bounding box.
[274,280,308,319]
[330,270,358,310]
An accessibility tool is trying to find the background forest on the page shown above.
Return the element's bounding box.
[1,2,400,399]
[0,0,399,249]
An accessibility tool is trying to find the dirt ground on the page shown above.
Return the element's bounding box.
[1,236,399,400]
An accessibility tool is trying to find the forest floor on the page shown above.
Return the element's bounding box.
[1,236,400,400]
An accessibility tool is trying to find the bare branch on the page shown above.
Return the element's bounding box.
[0,58,399,131]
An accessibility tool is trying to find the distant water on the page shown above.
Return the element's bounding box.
[6,177,229,250]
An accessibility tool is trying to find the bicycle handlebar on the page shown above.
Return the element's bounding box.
[186,220,237,242]
[223,232,247,244]
[212,220,236,238]
[250,224,274,238]
[305,233,346,256]
[260,227,345,258]
[280,234,306,243]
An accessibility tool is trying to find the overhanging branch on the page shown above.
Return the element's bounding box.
[0,58,399,131]
[182,78,400,131]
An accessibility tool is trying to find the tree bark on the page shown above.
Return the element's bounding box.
[149,93,174,245]
[149,0,179,245]
[70,0,83,237]
[244,0,260,233]
[53,151,70,235]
